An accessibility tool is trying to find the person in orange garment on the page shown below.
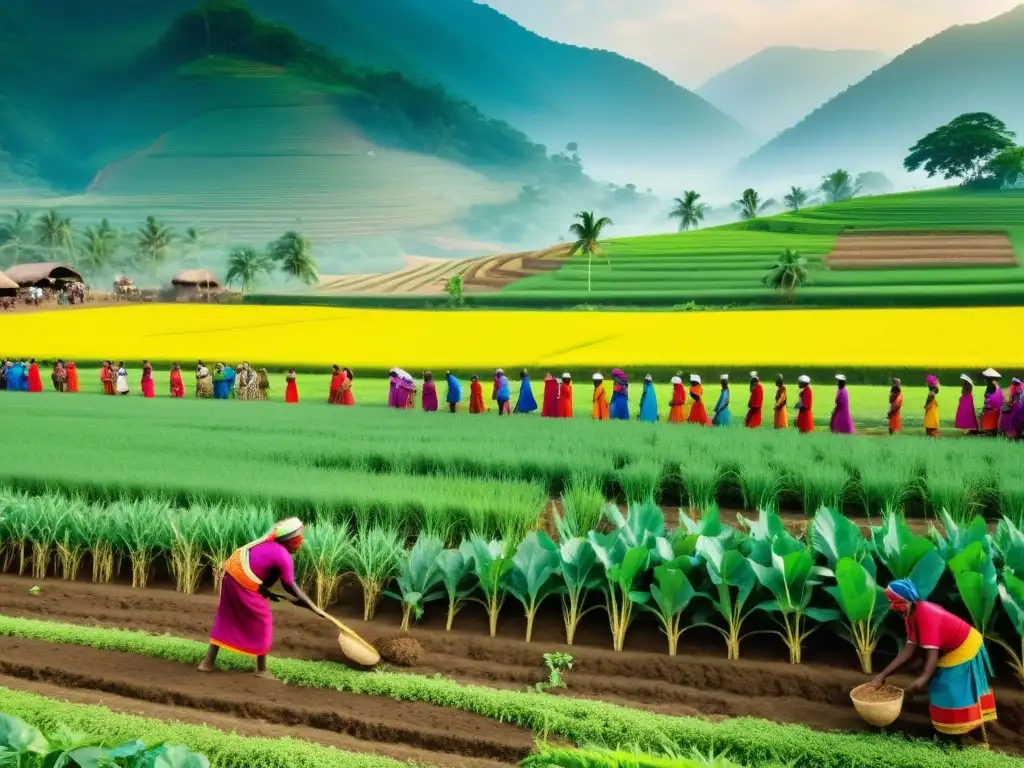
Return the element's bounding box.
[340,368,355,406]
[686,374,711,426]
[65,361,79,393]
[887,377,903,435]
[469,375,485,414]
[795,375,814,433]
[558,373,573,418]
[668,375,687,423]
[745,371,764,428]
[592,373,609,420]
[773,375,788,429]
[541,373,559,418]
[26,358,42,392]
[169,363,185,398]
[100,361,115,395]
[285,370,299,403]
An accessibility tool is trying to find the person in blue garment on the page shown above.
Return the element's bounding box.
[493,369,512,415]
[712,374,732,426]
[638,374,659,422]
[212,363,229,400]
[514,369,538,414]
[11,360,27,391]
[224,364,237,399]
[609,368,630,420]
[445,371,463,414]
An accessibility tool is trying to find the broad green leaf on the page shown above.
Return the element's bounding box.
[996,519,1024,571]
[812,506,873,573]
[608,546,649,590]
[873,512,936,580]
[932,510,991,561]
[999,569,1024,635]
[907,550,946,600]
[66,746,116,768]
[107,740,146,759]
[148,744,211,768]
[0,714,49,754]
[949,541,998,634]
[804,606,842,623]
[828,557,886,624]
[559,538,600,591]
[508,531,562,606]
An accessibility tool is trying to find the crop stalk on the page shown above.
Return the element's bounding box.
[605,585,635,652]
[57,540,85,582]
[91,542,115,583]
[851,620,880,675]
[31,541,51,580]
[561,591,599,645]
[313,567,341,611]
[400,603,414,632]
[360,578,383,621]
[990,635,1024,688]
[128,547,153,589]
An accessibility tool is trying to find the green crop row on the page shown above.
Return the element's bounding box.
[0,616,1013,768]
[0,688,413,768]
[521,743,785,768]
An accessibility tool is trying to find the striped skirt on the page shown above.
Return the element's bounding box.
[929,628,997,735]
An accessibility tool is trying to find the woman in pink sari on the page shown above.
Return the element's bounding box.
[829,374,855,434]
[422,371,438,412]
[954,375,979,433]
[199,518,321,678]
[140,360,155,398]
[1001,378,1022,438]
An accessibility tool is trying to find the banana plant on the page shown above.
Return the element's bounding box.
[751,539,838,664]
[437,547,472,631]
[694,536,758,660]
[384,534,446,631]
[588,527,649,652]
[508,531,564,642]
[630,562,702,655]
[811,506,875,574]
[948,541,998,637]
[871,513,945,598]
[460,535,514,637]
[931,510,992,561]
[995,518,1024,571]
[739,508,803,568]
[558,537,603,645]
[994,569,1024,686]
[825,557,889,674]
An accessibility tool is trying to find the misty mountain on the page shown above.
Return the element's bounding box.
[240,0,756,179]
[696,47,889,137]
[734,5,1024,183]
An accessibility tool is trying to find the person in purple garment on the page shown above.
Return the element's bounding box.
[199,518,321,679]
[954,374,979,434]
[829,374,855,434]
[387,369,399,408]
[421,371,438,412]
[980,369,1004,436]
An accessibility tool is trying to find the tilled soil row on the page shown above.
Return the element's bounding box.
[0,637,532,767]
[2,575,1023,755]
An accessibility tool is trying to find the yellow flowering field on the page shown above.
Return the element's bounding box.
[3,304,1023,369]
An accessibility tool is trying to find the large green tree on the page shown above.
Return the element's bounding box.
[763,248,810,303]
[668,190,708,231]
[736,189,773,220]
[269,230,318,285]
[904,112,1015,182]
[79,220,121,275]
[225,246,274,294]
[783,187,809,212]
[0,210,37,267]
[820,169,858,203]
[985,146,1024,188]
[34,210,75,261]
[568,211,612,293]
[135,216,175,267]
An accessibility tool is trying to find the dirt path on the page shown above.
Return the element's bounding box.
[1,576,1022,755]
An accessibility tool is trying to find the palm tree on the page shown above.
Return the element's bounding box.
[668,190,709,231]
[270,230,318,285]
[34,209,75,260]
[763,248,810,303]
[0,209,37,266]
[568,211,613,293]
[736,188,771,220]
[80,222,120,276]
[135,216,174,266]
[783,186,810,212]
[820,169,858,203]
[225,246,274,295]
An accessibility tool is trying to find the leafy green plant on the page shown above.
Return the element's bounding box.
[679,456,723,513]
[825,558,888,674]
[811,506,873,573]
[751,540,837,664]
[437,548,472,631]
[993,569,1024,686]
[694,537,757,660]
[870,513,945,598]
[348,525,403,620]
[559,473,606,539]
[931,510,992,562]
[558,537,602,645]
[616,462,662,505]
[461,535,514,637]
[300,521,352,610]
[948,541,998,637]
[169,509,206,595]
[384,534,446,631]
[631,563,701,656]
[508,531,563,642]
[589,536,648,652]
[534,652,574,693]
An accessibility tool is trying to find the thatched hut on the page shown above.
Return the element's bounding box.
[171,269,221,301]
[0,270,17,297]
[4,262,83,288]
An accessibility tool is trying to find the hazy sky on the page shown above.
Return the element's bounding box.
[480,0,1021,87]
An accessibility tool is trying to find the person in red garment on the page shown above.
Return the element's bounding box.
[558,373,573,418]
[541,373,559,418]
[795,375,814,433]
[686,375,711,426]
[140,360,155,399]
[285,370,299,403]
[26,358,42,392]
[328,365,344,404]
[65,361,79,393]
[100,361,116,395]
[469,375,485,414]
[169,363,185,398]
[745,371,764,428]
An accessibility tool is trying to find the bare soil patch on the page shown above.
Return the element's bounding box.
[827,233,1017,270]
[463,245,571,292]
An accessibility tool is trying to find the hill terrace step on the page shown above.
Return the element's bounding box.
[463,245,571,292]
[826,232,1018,270]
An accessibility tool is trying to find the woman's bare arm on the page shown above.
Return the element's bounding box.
[906,648,940,693]
[872,641,918,685]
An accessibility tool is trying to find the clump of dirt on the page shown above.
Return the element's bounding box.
[378,634,425,667]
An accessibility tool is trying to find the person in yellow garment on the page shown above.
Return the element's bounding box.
[924,375,940,437]
[870,580,996,745]
[198,518,322,679]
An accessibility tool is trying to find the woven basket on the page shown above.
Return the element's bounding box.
[850,683,904,726]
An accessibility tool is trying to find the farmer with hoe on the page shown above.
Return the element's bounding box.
[869,579,996,744]
[199,517,322,679]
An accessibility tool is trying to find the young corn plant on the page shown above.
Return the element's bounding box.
[631,563,701,656]
[825,557,888,674]
[694,537,758,660]
[300,521,352,610]
[114,500,172,589]
[169,509,206,595]
[196,504,239,593]
[996,518,1024,572]
[461,535,513,638]
[588,528,649,652]
[558,537,602,645]
[55,500,90,582]
[994,569,1024,686]
[0,495,32,576]
[384,534,446,631]
[28,497,61,580]
[930,509,992,562]
[349,524,403,620]
[750,539,838,664]
[559,473,606,539]
[88,507,117,584]
[508,531,563,642]
[438,547,472,631]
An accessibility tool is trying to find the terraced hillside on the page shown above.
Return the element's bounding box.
[497,189,1024,308]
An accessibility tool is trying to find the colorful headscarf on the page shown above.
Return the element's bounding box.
[886,579,920,608]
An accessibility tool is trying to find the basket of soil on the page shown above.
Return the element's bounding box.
[850,683,904,726]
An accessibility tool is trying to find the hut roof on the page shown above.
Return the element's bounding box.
[171,269,221,288]
[3,262,83,286]
[0,270,17,291]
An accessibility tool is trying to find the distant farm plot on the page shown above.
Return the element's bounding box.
[498,188,1024,308]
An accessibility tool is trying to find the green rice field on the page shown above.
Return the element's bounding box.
[500,189,1024,308]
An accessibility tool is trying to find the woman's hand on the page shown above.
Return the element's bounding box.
[905,677,928,694]
[869,674,887,688]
